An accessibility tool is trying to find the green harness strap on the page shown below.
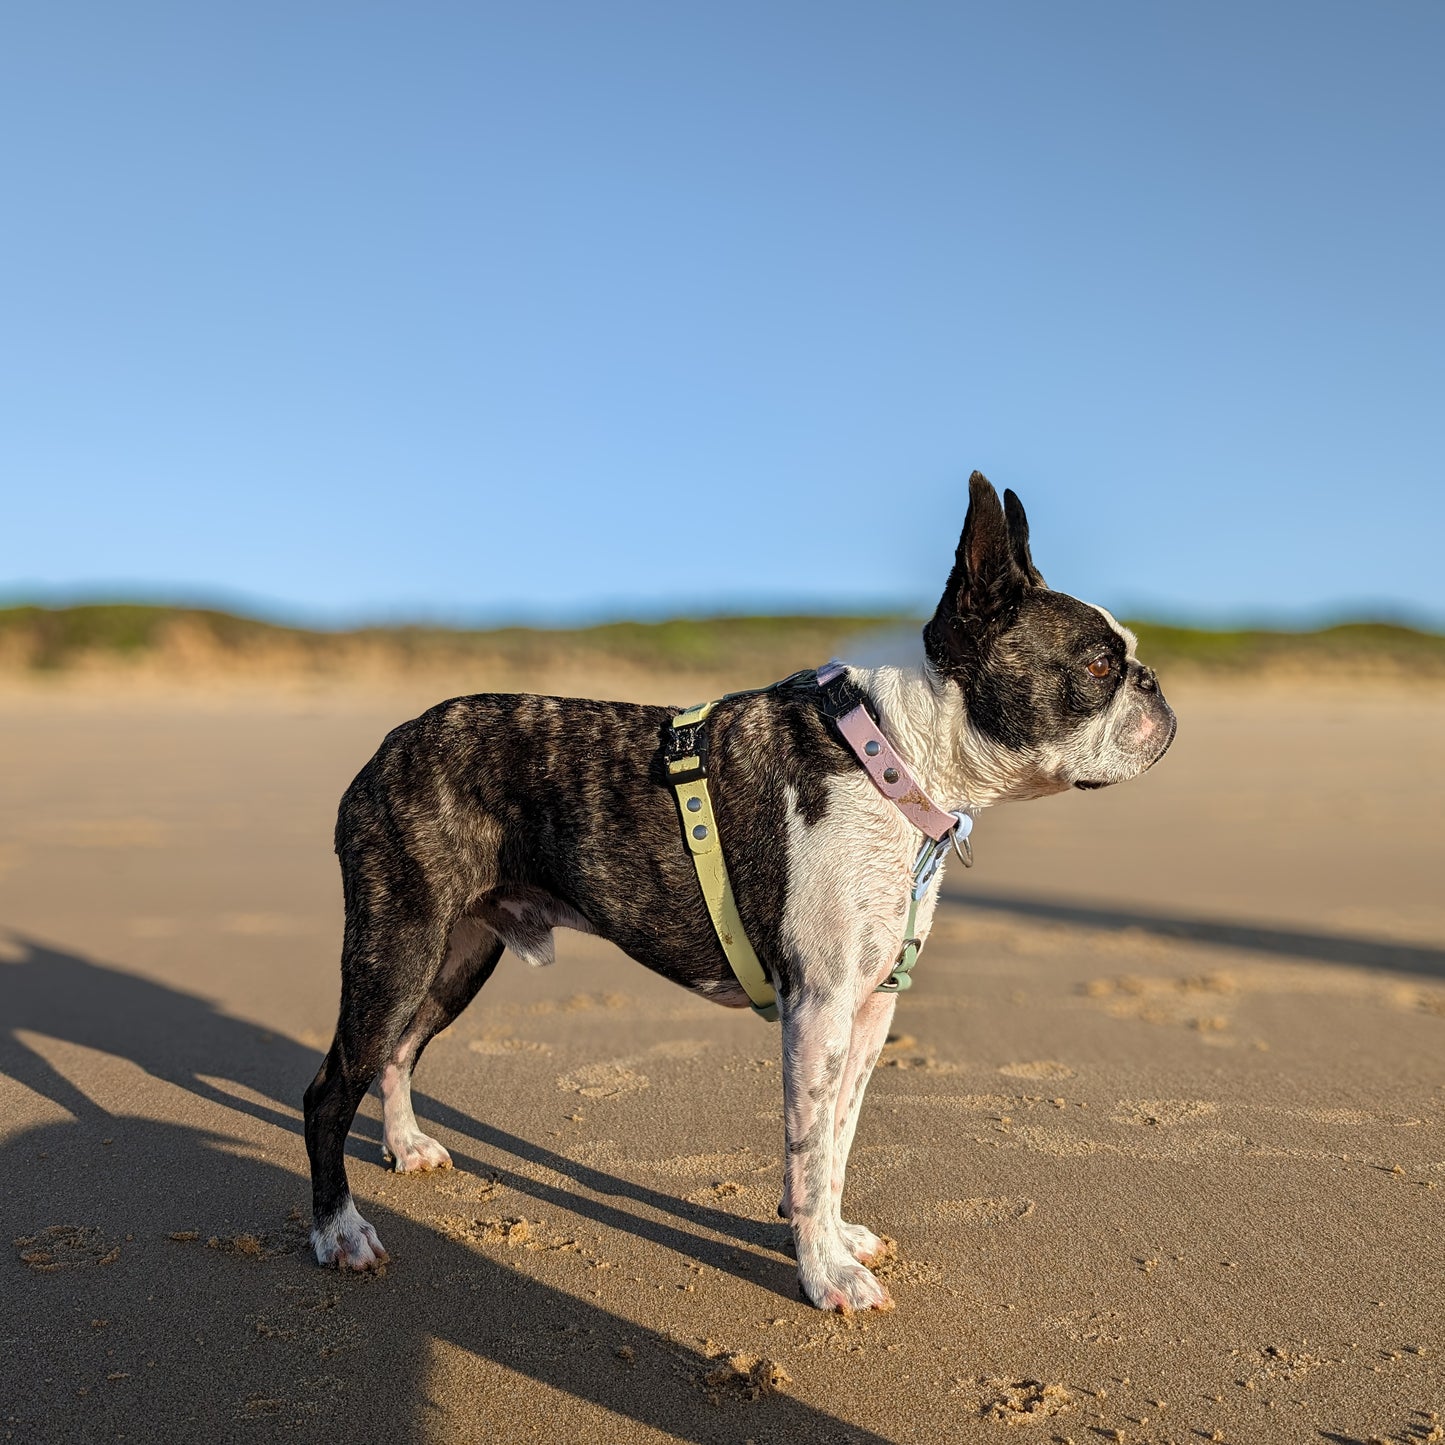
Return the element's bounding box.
[879,832,956,993]
[667,697,779,1021]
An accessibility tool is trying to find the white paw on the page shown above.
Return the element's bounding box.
[798,1249,893,1314]
[838,1220,893,1267]
[312,1198,388,1271]
[382,1129,453,1174]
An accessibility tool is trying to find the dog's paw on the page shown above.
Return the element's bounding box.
[381,1128,453,1174]
[839,1221,894,1268]
[312,1199,389,1272]
[798,1254,894,1314]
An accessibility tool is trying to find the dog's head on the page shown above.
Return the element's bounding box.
[923,472,1176,799]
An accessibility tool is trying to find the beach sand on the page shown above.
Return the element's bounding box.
[1,671,1442,1443]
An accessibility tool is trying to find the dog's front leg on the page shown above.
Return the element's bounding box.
[829,989,896,1265]
[782,986,894,1313]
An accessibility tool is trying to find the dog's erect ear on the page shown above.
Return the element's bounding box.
[1003,488,1047,588]
[924,471,1031,669]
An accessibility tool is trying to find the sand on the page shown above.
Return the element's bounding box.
[1,670,1442,1443]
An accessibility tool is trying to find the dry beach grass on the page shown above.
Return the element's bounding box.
[1,652,1442,1443]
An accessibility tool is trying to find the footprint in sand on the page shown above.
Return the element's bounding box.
[468,1036,552,1056]
[935,1197,1037,1225]
[1272,1106,1426,1127]
[998,1060,1075,1081]
[13,1225,123,1272]
[1110,1098,1220,1128]
[555,1040,709,1098]
[556,1060,651,1098]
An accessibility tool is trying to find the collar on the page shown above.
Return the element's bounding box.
[815,660,973,853]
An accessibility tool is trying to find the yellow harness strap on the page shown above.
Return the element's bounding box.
[668,699,779,1022]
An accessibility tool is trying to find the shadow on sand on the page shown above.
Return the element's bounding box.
[944,884,1445,982]
[0,935,889,1444]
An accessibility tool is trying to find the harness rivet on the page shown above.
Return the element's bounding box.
[686,796,702,812]
[693,824,708,840]
[883,767,899,784]
[864,740,880,757]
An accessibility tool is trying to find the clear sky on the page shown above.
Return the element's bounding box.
[3,3,1441,628]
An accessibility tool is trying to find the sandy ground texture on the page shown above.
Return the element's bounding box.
[1,669,1443,1445]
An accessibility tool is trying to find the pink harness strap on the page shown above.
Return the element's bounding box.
[815,661,957,842]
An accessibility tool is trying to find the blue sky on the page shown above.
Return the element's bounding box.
[3,3,1442,628]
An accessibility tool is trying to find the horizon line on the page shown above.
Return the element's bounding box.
[3,592,1444,640]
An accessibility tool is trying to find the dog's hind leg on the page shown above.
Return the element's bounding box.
[781,984,894,1313]
[380,917,504,1174]
[304,903,452,1271]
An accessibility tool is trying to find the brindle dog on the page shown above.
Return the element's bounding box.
[304,472,1176,1312]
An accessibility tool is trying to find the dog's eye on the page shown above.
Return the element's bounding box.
[1086,657,1112,678]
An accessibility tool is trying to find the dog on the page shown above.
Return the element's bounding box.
[303,471,1176,1312]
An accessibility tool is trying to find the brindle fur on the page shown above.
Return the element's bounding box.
[303,472,1177,1310]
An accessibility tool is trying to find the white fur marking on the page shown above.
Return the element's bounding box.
[380,1062,454,1172]
[311,1196,387,1271]
[1086,601,1139,657]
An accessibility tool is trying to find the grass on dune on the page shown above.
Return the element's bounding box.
[0,604,904,674]
[0,603,1441,676]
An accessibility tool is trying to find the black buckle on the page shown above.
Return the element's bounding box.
[814,669,851,719]
[814,665,880,726]
[664,718,710,784]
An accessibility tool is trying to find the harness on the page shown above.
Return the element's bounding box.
[663,662,973,1022]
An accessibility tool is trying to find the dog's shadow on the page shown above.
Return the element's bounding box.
[0,934,884,1443]
[948,886,1445,980]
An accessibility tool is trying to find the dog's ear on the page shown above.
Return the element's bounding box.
[1003,488,1047,588]
[924,471,1030,669]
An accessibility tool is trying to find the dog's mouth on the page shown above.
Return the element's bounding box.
[1146,710,1178,770]
[1075,706,1178,790]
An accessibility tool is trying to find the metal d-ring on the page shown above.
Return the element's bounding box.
[950,811,975,868]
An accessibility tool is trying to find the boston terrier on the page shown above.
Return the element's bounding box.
[303,471,1176,1312]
